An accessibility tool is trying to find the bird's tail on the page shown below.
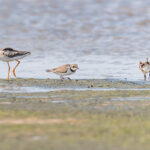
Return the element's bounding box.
[46,69,52,72]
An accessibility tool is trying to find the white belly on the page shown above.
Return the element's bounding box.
[0,55,28,62]
[63,68,75,76]
[143,65,150,73]
[55,68,75,76]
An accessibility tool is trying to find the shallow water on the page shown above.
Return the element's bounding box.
[0,78,149,93]
[0,0,149,80]
[2,86,150,93]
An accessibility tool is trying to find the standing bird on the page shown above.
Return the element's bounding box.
[0,48,31,80]
[46,64,79,80]
[139,58,150,80]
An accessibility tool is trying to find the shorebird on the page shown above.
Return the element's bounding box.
[46,64,79,80]
[139,58,150,80]
[0,48,31,80]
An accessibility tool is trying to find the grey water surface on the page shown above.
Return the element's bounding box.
[0,0,149,80]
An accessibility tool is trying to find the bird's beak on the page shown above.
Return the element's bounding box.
[77,67,79,69]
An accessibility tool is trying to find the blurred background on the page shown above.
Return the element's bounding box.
[0,0,149,80]
[1,1,150,150]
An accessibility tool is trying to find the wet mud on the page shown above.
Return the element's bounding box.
[0,79,150,150]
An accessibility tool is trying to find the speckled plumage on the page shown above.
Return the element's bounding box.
[0,48,30,61]
[0,47,31,80]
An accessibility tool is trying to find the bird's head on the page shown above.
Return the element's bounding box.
[70,64,79,71]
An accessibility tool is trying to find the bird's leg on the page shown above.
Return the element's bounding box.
[7,62,10,80]
[144,74,146,81]
[68,77,71,80]
[13,59,20,77]
[60,75,64,80]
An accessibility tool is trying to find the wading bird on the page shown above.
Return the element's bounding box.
[0,48,31,80]
[139,58,150,80]
[46,64,79,80]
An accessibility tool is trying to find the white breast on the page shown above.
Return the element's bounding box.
[0,54,29,62]
[61,68,75,76]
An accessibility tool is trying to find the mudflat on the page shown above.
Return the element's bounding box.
[0,79,150,150]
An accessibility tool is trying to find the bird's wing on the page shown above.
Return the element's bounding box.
[3,50,29,58]
[52,64,69,73]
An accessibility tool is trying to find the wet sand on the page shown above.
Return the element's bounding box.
[0,79,150,150]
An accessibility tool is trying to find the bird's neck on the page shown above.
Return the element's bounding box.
[70,68,76,72]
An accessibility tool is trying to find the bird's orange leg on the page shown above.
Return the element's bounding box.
[13,60,20,77]
[7,62,10,80]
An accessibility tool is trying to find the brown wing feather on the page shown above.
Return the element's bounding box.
[51,64,69,73]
